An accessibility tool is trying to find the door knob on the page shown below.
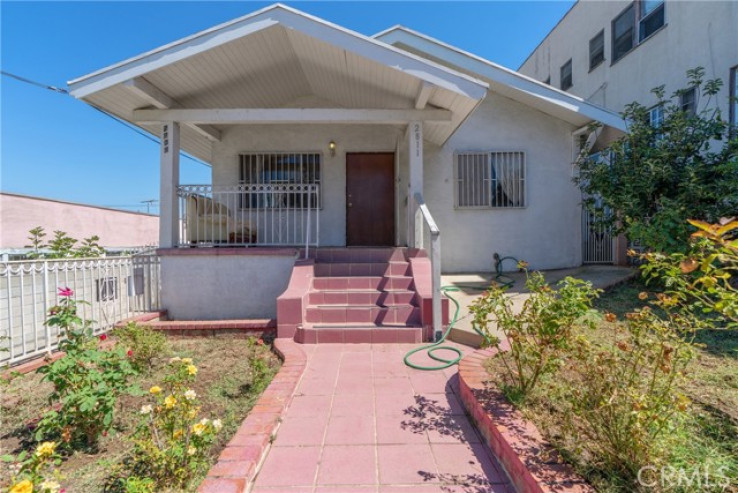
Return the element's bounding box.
[348,203,352,207]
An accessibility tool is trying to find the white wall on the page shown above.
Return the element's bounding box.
[423,92,581,272]
[160,253,296,319]
[211,124,404,247]
[519,1,738,115]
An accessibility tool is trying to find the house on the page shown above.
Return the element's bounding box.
[519,0,738,127]
[67,3,625,342]
[0,192,158,259]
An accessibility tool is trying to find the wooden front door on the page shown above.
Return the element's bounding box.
[346,153,395,246]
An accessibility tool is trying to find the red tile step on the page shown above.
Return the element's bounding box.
[295,324,422,344]
[308,290,415,306]
[305,247,407,263]
[312,276,414,291]
[313,261,410,277]
[305,305,420,325]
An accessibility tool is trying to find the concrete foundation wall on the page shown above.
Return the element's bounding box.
[160,252,297,320]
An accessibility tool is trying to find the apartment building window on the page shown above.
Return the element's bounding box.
[612,4,635,62]
[639,0,665,41]
[730,66,737,129]
[455,152,526,209]
[589,30,605,70]
[560,59,573,90]
[679,88,696,115]
[611,1,665,63]
[648,105,664,128]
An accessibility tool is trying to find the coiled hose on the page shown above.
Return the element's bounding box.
[403,253,519,371]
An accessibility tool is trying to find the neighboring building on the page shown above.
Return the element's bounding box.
[519,0,738,125]
[66,4,625,339]
[0,192,159,258]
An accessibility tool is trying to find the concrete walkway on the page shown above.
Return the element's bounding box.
[251,343,512,493]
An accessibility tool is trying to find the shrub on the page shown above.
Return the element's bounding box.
[121,358,222,489]
[113,322,167,371]
[35,288,139,448]
[470,267,600,399]
[2,441,64,493]
[641,218,737,327]
[575,68,738,253]
[567,301,695,479]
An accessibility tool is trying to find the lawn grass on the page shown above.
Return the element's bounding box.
[487,279,738,492]
[0,335,280,492]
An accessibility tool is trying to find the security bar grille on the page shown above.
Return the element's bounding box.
[455,151,526,208]
[240,153,321,209]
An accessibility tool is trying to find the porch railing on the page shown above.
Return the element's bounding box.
[0,252,161,367]
[413,192,443,340]
[177,184,320,253]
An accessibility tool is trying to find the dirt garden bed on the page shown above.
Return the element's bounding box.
[0,335,281,492]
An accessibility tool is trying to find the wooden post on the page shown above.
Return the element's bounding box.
[159,122,180,248]
[407,121,423,248]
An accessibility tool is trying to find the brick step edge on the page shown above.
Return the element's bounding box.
[198,338,307,493]
[458,346,595,493]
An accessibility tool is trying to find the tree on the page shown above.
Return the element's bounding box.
[575,68,738,253]
[25,226,47,259]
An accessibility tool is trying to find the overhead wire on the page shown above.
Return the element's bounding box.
[1,70,210,167]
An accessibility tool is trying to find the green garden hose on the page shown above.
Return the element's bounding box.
[403,253,519,371]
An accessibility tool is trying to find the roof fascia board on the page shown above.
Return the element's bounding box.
[376,27,626,132]
[69,4,488,101]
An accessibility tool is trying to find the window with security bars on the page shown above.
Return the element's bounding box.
[239,153,321,209]
[455,152,526,209]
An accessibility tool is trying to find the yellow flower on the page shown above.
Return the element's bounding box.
[149,385,162,395]
[181,357,193,364]
[164,395,177,409]
[638,291,649,300]
[187,445,197,456]
[188,408,199,419]
[35,441,57,458]
[9,480,33,493]
[187,364,198,376]
[192,423,206,436]
[173,429,183,439]
[40,480,61,493]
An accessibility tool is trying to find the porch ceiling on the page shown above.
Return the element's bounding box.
[70,5,488,163]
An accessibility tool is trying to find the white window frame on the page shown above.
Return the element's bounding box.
[454,151,527,210]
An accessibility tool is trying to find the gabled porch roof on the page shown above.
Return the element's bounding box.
[374,26,627,132]
[68,3,489,162]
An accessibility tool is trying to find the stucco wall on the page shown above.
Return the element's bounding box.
[0,193,159,249]
[423,92,581,272]
[160,252,296,319]
[519,1,738,115]
[211,124,404,247]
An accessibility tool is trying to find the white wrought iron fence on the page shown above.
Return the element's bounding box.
[178,184,320,251]
[0,253,160,367]
[582,207,615,264]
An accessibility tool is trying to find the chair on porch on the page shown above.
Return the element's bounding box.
[185,195,256,245]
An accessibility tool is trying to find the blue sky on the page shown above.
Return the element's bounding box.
[1,1,573,214]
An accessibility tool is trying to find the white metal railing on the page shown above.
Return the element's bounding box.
[582,206,615,264]
[178,184,320,255]
[413,192,442,340]
[0,253,160,367]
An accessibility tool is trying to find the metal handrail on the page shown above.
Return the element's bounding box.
[413,192,442,339]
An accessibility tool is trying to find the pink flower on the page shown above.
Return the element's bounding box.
[257,339,264,345]
[58,287,73,297]
[99,334,107,341]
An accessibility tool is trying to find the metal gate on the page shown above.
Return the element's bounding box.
[582,208,615,264]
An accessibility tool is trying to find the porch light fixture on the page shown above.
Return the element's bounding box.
[328,140,337,157]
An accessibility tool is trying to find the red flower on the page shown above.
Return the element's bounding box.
[257,339,264,345]
[127,350,133,357]
[102,430,108,437]
[99,334,107,341]
[58,287,73,297]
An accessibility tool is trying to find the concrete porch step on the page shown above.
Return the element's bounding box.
[308,290,416,306]
[305,305,420,325]
[294,324,422,344]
